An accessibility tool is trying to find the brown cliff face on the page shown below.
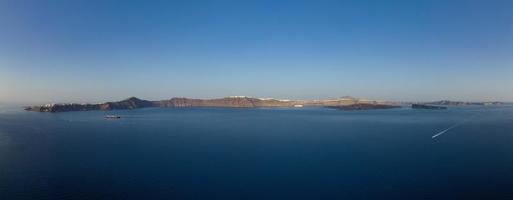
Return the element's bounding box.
[158,97,293,108]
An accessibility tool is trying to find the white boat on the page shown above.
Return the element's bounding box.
[105,115,121,119]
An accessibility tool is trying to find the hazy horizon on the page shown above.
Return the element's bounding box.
[1,95,511,106]
[1,0,512,103]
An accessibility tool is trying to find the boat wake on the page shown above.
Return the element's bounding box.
[432,123,461,138]
[432,113,477,139]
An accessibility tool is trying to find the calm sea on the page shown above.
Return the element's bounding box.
[1,105,513,199]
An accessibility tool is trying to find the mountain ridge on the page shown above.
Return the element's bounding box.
[25,96,395,112]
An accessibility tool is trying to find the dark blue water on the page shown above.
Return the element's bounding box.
[1,106,513,199]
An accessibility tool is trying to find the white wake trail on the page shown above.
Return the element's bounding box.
[432,123,460,138]
[431,113,478,139]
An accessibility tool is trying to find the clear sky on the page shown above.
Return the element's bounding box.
[0,0,512,103]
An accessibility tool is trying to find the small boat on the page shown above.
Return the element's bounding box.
[105,115,121,119]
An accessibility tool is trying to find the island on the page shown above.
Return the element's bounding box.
[24,96,401,112]
[429,100,503,106]
[411,104,447,110]
[326,104,400,110]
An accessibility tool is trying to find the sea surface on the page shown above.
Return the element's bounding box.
[1,105,513,199]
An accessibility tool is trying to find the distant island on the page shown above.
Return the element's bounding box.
[428,100,503,106]
[326,104,400,110]
[24,96,400,112]
[408,100,505,110]
[411,104,447,110]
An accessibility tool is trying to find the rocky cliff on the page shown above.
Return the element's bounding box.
[157,97,294,108]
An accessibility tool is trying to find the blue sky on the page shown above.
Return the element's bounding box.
[0,0,512,103]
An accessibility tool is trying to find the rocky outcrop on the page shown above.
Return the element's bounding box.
[99,97,156,110]
[411,104,447,110]
[326,103,400,110]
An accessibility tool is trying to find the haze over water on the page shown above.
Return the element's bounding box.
[1,106,513,199]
